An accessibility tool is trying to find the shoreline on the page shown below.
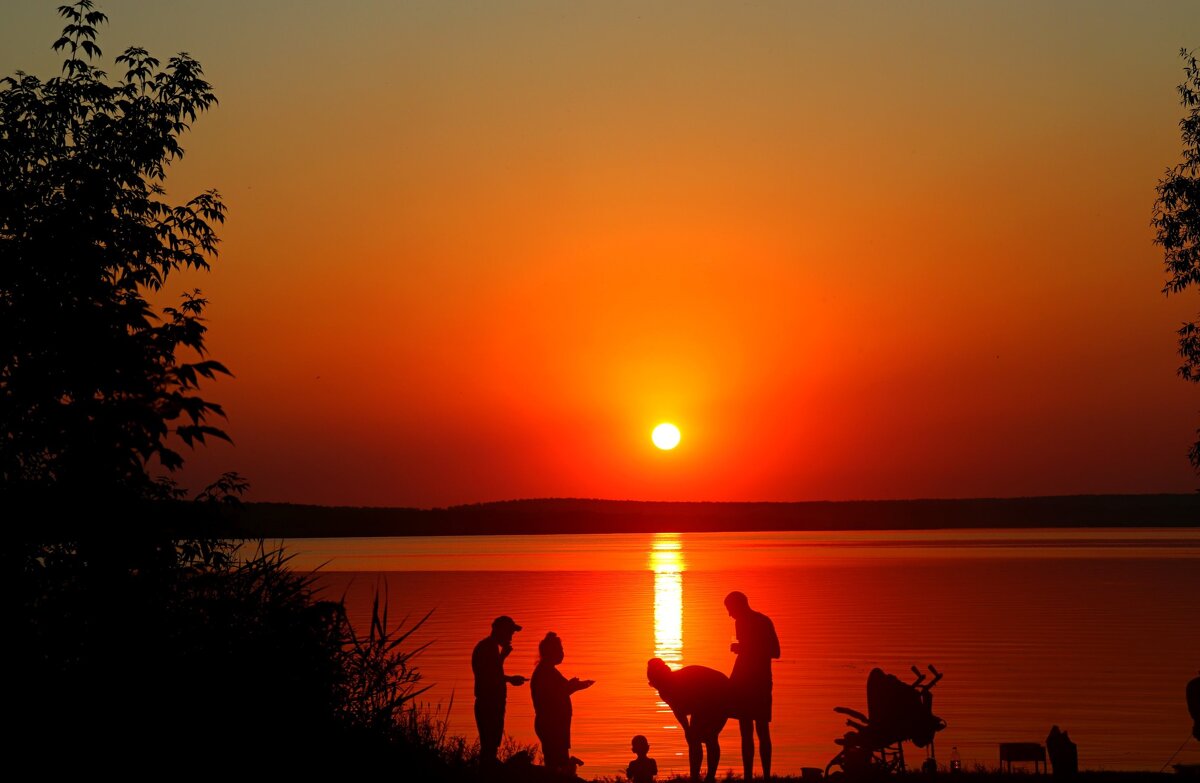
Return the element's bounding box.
[569,769,1197,782]
[625,775,1190,782]
[589,768,1199,781]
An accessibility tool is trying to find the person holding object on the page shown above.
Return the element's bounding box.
[472,615,527,768]
[531,631,594,775]
[725,590,780,781]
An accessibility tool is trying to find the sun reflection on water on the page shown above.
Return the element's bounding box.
[651,534,685,665]
[650,534,686,734]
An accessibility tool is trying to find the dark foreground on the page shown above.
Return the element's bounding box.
[582,774,1187,782]
[477,752,1197,783]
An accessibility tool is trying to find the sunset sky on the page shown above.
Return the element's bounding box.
[3,1,1198,507]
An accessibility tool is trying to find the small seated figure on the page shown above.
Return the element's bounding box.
[626,734,658,783]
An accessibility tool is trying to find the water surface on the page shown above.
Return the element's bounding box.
[282,529,1200,776]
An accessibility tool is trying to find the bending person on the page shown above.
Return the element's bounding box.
[647,658,730,782]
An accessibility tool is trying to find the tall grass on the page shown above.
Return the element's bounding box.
[14,531,482,777]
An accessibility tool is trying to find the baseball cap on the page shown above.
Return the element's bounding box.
[492,615,522,631]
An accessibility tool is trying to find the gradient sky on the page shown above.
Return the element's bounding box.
[3,1,1198,507]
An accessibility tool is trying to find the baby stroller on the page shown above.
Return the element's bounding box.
[825,665,946,778]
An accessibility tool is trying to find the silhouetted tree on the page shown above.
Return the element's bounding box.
[1,0,230,517]
[5,9,467,776]
[1153,48,1200,474]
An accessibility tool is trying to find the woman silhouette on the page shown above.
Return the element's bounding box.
[531,632,594,775]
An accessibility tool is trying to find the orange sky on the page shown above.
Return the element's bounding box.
[3,1,1198,507]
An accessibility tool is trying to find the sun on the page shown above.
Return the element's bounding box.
[652,423,681,450]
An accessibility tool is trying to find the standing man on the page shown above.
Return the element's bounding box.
[472,615,527,768]
[647,657,730,783]
[725,591,780,781]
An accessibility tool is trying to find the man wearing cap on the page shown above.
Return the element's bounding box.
[473,615,527,767]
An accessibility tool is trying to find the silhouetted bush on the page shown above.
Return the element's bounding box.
[4,8,473,775]
[15,534,466,776]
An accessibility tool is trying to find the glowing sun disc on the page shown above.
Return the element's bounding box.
[652,423,681,450]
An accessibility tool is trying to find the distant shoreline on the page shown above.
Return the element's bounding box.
[225,493,1200,538]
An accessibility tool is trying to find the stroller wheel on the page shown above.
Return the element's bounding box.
[825,750,847,779]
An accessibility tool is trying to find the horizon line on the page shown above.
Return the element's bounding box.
[244,490,1199,513]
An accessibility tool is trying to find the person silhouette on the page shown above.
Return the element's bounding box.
[472,615,527,768]
[1188,672,1200,741]
[531,631,594,776]
[647,657,730,782]
[725,590,780,781]
[626,734,658,783]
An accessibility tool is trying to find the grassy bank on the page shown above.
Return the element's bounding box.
[586,773,1185,782]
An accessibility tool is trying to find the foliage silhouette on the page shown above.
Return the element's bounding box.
[1,0,230,517]
[7,7,480,778]
[1153,48,1200,474]
[18,534,463,774]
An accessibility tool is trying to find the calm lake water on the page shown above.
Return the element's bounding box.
[279,529,1200,776]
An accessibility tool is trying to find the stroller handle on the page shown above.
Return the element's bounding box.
[834,706,870,723]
